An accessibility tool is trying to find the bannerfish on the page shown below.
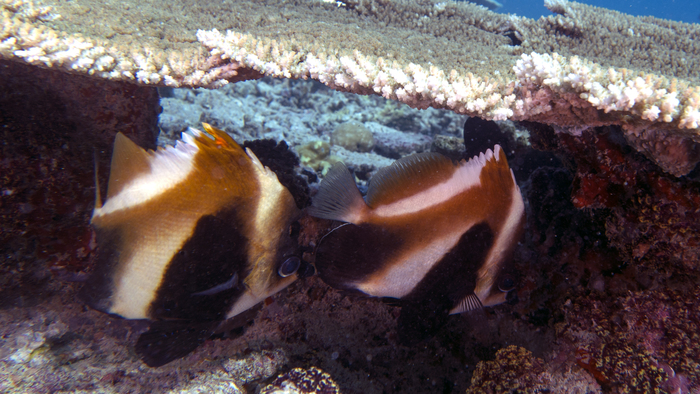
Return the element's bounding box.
[308,146,525,343]
[81,124,303,367]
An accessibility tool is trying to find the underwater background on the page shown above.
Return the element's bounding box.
[1,0,700,393]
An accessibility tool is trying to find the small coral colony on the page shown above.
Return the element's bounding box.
[81,123,525,367]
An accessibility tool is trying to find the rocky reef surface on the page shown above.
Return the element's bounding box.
[2,58,700,394]
[157,77,459,174]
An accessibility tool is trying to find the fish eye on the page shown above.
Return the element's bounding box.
[278,256,301,277]
[498,275,516,292]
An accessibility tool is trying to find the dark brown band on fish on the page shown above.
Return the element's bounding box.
[147,207,250,321]
[399,222,494,305]
[315,222,406,292]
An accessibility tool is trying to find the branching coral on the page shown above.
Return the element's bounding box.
[2,0,700,174]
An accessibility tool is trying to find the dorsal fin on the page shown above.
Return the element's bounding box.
[366,152,455,208]
[106,133,154,200]
[307,162,368,224]
[200,123,243,152]
[476,145,515,191]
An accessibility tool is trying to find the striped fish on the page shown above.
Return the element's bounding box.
[309,146,525,343]
[81,124,303,366]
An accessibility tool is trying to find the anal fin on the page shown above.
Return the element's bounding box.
[450,293,484,315]
[135,320,219,367]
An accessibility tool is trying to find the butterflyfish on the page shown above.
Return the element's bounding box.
[308,146,525,343]
[81,124,304,366]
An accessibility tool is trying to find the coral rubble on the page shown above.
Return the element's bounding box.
[156,78,455,171]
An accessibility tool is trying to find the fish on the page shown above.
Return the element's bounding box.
[308,146,525,344]
[80,124,303,367]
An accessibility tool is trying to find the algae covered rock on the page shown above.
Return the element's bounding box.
[431,135,465,161]
[331,121,375,153]
[560,288,700,393]
[297,140,334,172]
[467,345,552,394]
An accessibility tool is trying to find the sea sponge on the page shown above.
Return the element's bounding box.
[330,121,375,153]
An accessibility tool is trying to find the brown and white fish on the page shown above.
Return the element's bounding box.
[308,146,525,343]
[81,124,303,366]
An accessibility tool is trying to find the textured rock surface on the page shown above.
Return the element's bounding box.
[157,78,458,170]
[550,126,700,271]
[0,59,160,306]
[467,346,552,394]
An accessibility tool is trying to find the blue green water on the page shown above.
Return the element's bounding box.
[500,0,699,24]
